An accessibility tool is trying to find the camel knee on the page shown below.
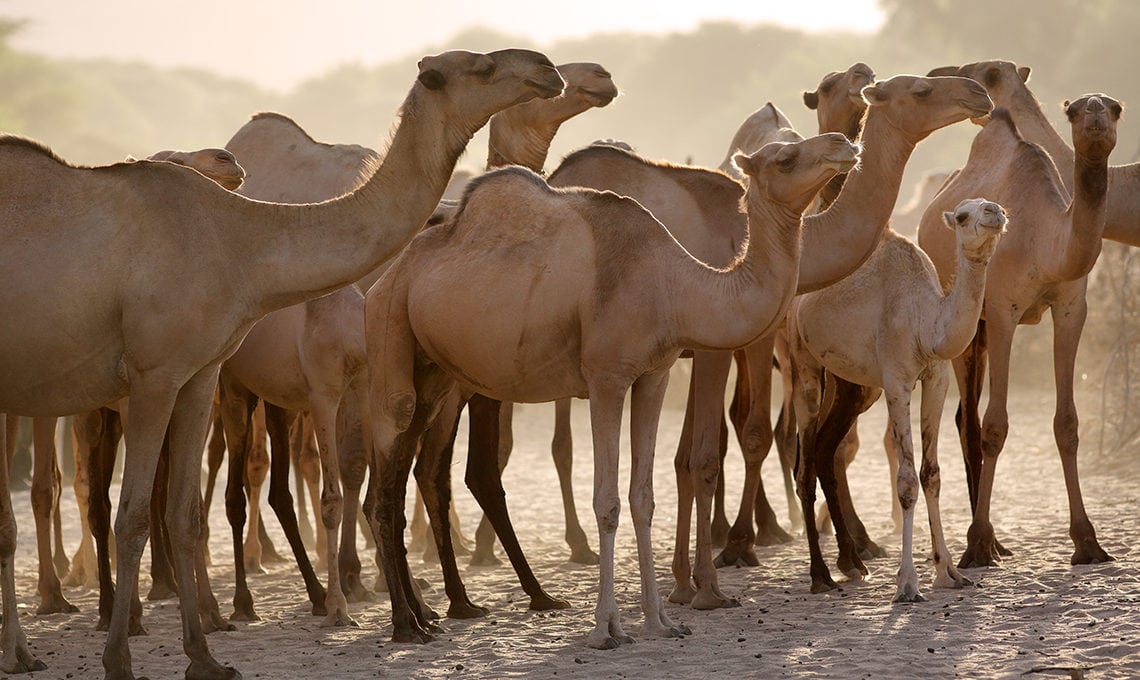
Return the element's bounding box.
[980,419,1008,460]
[164,506,201,551]
[1053,408,1078,455]
[896,466,919,511]
[690,454,719,494]
[385,391,416,433]
[919,461,940,497]
[320,487,343,528]
[628,487,654,525]
[593,496,620,534]
[739,424,774,465]
[0,517,16,556]
[30,478,55,518]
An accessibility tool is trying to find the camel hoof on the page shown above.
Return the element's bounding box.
[587,635,622,650]
[713,543,760,569]
[391,627,434,644]
[810,578,839,594]
[36,596,79,615]
[569,545,600,566]
[468,550,502,567]
[892,588,926,604]
[147,582,179,601]
[673,622,692,636]
[755,522,794,546]
[1071,542,1113,565]
[857,540,888,560]
[529,593,571,611]
[243,560,268,576]
[186,659,243,680]
[310,600,328,617]
[228,609,260,623]
[447,601,490,619]
[667,584,696,606]
[129,621,149,637]
[320,613,358,628]
[690,591,740,610]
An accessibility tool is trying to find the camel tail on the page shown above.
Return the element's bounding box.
[367,282,418,442]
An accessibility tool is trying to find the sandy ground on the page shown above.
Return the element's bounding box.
[7,379,1140,679]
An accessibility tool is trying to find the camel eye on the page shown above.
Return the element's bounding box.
[955,212,969,224]
[914,86,932,99]
[985,68,1000,87]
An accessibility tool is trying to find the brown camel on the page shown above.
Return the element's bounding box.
[366,132,859,646]
[0,48,563,679]
[917,96,1122,568]
[790,198,1006,598]
[694,72,991,606]
[217,61,613,625]
[928,60,1140,248]
[717,62,878,554]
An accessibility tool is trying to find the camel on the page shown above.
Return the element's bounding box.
[0,47,563,679]
[789,198,1006,598]
[928,60,1140,248]
[681,73,991,610]
[30,147,247,619]
[715,62,878,554]
[366,131,860,646]
[717,102,801,179]
[216,61,614,625]
[917,95,1122,568]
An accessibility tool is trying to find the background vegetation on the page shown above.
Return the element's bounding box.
[1,1,1137,453]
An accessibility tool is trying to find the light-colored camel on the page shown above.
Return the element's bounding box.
[0,48,563,678]
[217,61,613,626]
[928,60,1140,248]
[685,73,992,611]
[790,198,1006,599]
[717,102,801,179]
[718,62,878,554]
[366,132,860,647]
[917,96,1122,568]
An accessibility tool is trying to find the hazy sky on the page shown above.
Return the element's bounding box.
[0,0,885,91]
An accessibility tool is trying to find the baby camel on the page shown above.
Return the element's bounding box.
[789,198,1006,599]
[366,133,859,647]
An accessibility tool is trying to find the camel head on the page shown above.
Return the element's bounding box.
[733,132,861,214]
[415,49,565,121]
[146,148,246,191]
[1064,93,1122,162]
[557,62,619,109]
[861,74,993,143]
[803,62,876,140]
[927,60,1032,111]
[943,198,1007,263]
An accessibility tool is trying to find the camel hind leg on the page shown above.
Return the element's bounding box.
[920,365,972,590]
[30,416,77,614]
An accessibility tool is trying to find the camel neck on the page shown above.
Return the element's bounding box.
[487,99,591,172]
[816,111,867,210]
[675,195,802,351]
[243,86,475,312]
[796,110,915,294]
[928,245,991,359]
[1008,87,1076,193]
[1048,151,1109,280]
[1104,162,1140,246]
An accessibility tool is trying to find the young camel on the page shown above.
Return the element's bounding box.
[366,132,860,647]
[917,96,1122,568]
[0,48,563,679]
[676,73,992,611]
[217,62,614,625]
[789,198,1006,598]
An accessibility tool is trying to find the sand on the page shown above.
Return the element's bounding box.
[8,383,1139,679]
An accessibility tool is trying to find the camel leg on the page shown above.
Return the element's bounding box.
[773,335,804,533]
[202,408,226,560]
[64,418,99,589]
[815,377,870,582]
[242,403,270,575]
[668,368,699,606]
[297,414,325,558]
[1052,294,1111,564]
[711,415,730,549]
[288,412,315,551]
[920,365,972,590]
[465,394,568,612]
[685,351,739,610]
[959,317,1013,569]
[585,382,635,649]
[307,393,355,627]
[882,422,903,534]
[834,421,888,560]
[162,366,241,680]
[31,416,77,614]
[953,319,986,514]
[469,400,504,567]
[629,370,691,640]
[883,382,923,603]
[418,391,488,619]
[334,385,372,604]
[216,378,260,621]
[50,423,69,579]
[0,414,47,674]
[551,397,596,564]
[146,438,179,602]
[793,364,838,594]
[262,403,328,616]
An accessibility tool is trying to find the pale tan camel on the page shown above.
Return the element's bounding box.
[716,102,801,180]
[790,198,1006,598]
[917,96,1122,568]
[366,132,860,647]
[31,147,246,617]
[928,60,1140,248]
[693,73,991,605]
[0,48,563,678]
[719,62,879,553]
[218,62,613,625]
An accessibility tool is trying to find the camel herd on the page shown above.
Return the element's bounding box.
[0,46,1127,679]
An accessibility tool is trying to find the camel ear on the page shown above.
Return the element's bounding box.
[942,211,956,228]
[1017,66,1031,83]
[418,68,447,90]
[862,84,889,105]
[1063,99,1077,122]
[926,66,959,77]
[803,91,819,110]
[732,151,757,177]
